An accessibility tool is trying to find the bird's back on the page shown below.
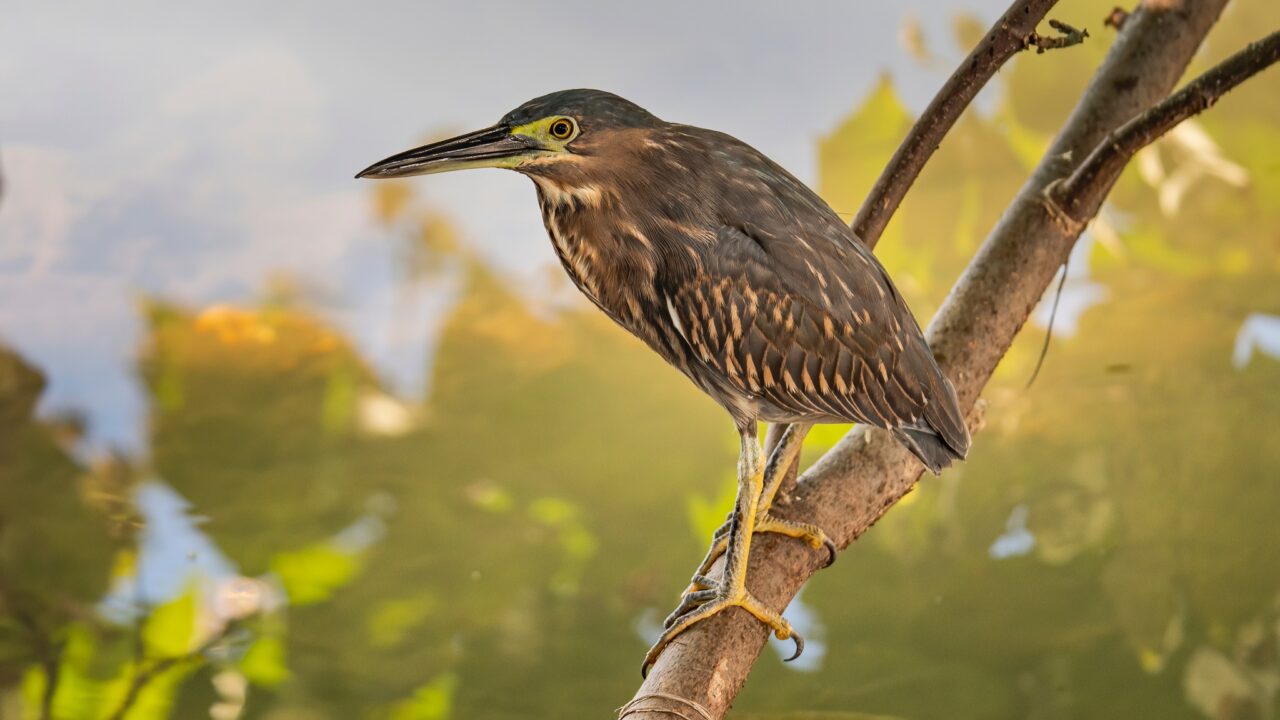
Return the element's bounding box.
[535,120,970,472]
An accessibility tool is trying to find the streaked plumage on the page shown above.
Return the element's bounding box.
[357,89,970,674]
[506,90,969,471]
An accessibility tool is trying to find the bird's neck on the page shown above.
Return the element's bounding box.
[531,176,659,326]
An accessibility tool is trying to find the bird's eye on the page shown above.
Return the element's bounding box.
[549,118,576,140]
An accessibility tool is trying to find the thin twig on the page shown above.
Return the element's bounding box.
[1028,19,1090,54]
[1053,30,1280,219]
[850,0,1076,248]
[1026,254,1070,389]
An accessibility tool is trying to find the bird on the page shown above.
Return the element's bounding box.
[357,89,970,676]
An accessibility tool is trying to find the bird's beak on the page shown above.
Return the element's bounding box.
[355,125,536,179]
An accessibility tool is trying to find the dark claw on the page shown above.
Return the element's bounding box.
[820,538,838,568]
[782,631,805,662]
[640,659,651,678]
[663,589,717,629]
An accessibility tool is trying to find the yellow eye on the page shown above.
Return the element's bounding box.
[549,118,576,140]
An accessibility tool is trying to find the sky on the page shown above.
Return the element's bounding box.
[1,0,1013,455]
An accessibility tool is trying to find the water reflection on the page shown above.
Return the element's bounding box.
[2,0,1279,718]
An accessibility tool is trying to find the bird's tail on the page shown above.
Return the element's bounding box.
[894,376,970,475]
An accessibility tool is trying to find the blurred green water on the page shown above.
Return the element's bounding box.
[2,2,1279,718]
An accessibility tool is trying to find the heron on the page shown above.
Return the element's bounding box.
[357,89,969,676]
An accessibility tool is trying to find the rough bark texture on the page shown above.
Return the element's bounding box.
[621,1,1230,717]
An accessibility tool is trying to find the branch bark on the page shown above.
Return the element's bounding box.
[621,0,1239,717]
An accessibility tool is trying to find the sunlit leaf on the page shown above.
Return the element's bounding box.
[239,635,291,687]
[367,595,435,649]
[270,543,361,606]
[685,473,736,543]
[141,587,199,658]
[389,672,459,720]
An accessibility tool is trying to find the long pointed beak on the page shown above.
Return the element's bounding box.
[355,125,535,179]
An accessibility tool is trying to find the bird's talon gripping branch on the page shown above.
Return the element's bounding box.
[783,632,805,662]
[662,588,718,629]
[755,516,835,565]
[689,574,717,589]
[644,584,801,678]
[685,515,835,590]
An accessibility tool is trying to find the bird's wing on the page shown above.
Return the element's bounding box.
[666,224,912,424]
[666,223,969,470]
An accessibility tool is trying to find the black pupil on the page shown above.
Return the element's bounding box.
[554,121,570,137]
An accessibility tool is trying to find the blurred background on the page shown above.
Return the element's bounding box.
[2,1,1278,718]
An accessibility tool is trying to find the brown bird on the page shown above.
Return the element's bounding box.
[357,89,969,675]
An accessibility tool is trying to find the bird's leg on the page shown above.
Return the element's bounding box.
[758,422,814,513]
[681,423,831,599]
[751,421,836,564]
[643,429,801,676]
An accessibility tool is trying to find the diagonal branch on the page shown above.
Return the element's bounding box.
[851,0,1076,249]
[1052,30,1280,220]
[622,0,1240,717]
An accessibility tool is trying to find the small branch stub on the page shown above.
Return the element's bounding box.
[1029,19,1090,53]
[1105,7,1130,31]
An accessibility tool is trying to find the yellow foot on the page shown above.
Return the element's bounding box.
[642,583,802,677]
[683,516,836,595]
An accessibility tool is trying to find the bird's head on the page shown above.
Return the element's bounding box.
[356,89,661,184]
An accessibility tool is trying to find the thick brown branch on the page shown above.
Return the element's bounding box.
[850,0,1071,249]
[1054,30,1280,219]
[622,0,1232,717]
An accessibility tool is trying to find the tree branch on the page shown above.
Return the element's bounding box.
[622,0,1236,717]
[850,0,1073,249]
[1053,30,1280,220]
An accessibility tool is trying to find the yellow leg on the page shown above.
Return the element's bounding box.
[759,422,813,513]
[643,429,803,677]
[681,423,832,598]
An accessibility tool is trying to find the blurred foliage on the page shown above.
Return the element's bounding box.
[1,1,1278,718]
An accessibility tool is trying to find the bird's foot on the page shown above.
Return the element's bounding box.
[683,515,835,595]
[756,516,837,566]
[642,581,802,677]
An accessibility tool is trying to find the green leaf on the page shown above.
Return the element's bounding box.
[685,473,736,543]
[389,672,459,720]
[142,587,198,657]
[239,635,291,687]
[271,542,361,606]
[367,595,435,649]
